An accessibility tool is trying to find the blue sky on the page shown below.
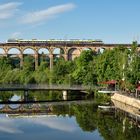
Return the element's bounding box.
[0,0,140,43]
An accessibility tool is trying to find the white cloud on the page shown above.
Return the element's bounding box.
[0,115,77,134]
[28,116,77,132]
[0,2,22,19]
[0,118,23,134]
[21,3,76,24]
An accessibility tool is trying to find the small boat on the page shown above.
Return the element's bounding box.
[98,105,115,110]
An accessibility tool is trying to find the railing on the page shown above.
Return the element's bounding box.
[98,87,140,100]
[5,41,103,45]
[97,87,119,93]
[0,84,95,91]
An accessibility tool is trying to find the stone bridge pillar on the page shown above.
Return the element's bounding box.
[3,105,9,111]
[4,53,8,57]
[49,54,53,70]
[19,54,23,68]
[24,90,29,102]
[64,54,68,61]
[4,49,8,57]
[63,90,68,100]
[35,53,39,70]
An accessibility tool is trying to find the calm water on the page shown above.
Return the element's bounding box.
[0,114,103,140]
[0,92,139,140]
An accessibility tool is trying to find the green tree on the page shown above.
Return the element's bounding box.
[126,42,140,89]
[72,50,94,85]
[34,61,50,84]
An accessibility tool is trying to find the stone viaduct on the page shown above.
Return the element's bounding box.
[0,40,139,69]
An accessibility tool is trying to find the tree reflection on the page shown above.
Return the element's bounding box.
[0,91,13,101]
[0,91,139,140]
[52,103,140,140]
[72,104,98,132]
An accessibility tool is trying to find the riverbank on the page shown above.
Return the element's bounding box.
[111,93,140,109]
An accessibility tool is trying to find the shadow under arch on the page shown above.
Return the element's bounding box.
[138,50,140,56]
[23,48,36,70]
[38,48,50,66]
[39,55,50,67]
[68,48,81,60]
[7,48,22,68]
[53,55,65,65]
[53,48,65,64]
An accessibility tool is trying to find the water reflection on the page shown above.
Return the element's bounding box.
[0,92,139,140]
[0,115,23,134]
[0,90,90,102]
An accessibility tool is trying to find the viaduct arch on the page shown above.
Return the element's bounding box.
[0,40,139,69]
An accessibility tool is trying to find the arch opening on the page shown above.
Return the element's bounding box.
[53,48,64,55]
[38,48,50,54]
[8,49,21,68]
[8,48,21,55]
[23,55,35,70]
[9,57,20,68]
[39,55,50,67]
[68,48,81,60]
[53,48,65,64]
[38,48,50,67]
[23,48,35,54]
[128,48,131,52]
[0,48,5,55]
[82,48,92,51]
[97,48,105,54]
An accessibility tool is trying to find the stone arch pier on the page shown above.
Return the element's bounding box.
[0,40,139,69]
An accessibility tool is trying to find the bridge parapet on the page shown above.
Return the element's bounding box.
[0,84,95,91]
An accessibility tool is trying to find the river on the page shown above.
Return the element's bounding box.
[0,91,139,140]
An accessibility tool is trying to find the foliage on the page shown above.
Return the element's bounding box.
[72,50,94,85]
[52,59,75,84]
[52,102,140,140]
[0,43,139,91]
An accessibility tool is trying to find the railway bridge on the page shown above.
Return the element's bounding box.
[0,39,139,69]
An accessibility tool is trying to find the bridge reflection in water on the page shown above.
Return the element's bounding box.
[0,99,139,128]
[0,100,94,115]
[0,99,140,140]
